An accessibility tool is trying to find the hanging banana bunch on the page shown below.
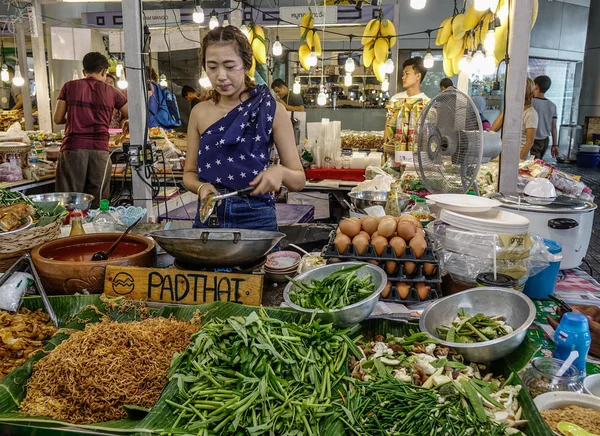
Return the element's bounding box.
[247,23,267,71]
[361,17,397,83]
[298,12,322,71]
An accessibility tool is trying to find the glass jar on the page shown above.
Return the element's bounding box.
[521,357,583,398]
[411,197,431,225]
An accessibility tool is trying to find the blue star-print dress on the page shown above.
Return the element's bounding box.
[192,85,278,231]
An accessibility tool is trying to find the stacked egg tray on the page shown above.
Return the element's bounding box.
[322,232,442,304]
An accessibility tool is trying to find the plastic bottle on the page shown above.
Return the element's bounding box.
[92,200,118,233]
[410,196,431,226]
[553,312,592,378]
[28,144,38,169]
[69,210,86,236]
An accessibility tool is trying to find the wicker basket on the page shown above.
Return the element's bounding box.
[0,219,63,272]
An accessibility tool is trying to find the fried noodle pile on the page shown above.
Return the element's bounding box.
[19,317,199,424]
[0,308,57,377]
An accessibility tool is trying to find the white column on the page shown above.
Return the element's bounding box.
[16,22,33,131]
[122,0,153,214]
[29,0,51,131]
[498,0,533,194]
[390,3,400,96]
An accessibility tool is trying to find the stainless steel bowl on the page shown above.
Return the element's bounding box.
[150,228,285,267]
[419,287,536,363]
[348,191,389,210]
[283,262,387,327]
[29,192,95,211]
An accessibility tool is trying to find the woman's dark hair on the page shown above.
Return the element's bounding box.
[82,52,109,74]
[106,73,118,86]
[145,67,159,83]
[440,77,454,89]
[201,26,255,104]
[403,57,427,83]
[181,85,197,98]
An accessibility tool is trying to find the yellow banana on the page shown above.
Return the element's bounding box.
[374,38,389,64]
[476,12,493,46]
[465,33,475,52]
[380,19,396,48]
[438,17,453,46]
[443,56,454,77]
[451,14,466,40]
[445,36,463,59]
[252,23,265,40]
[306,30,314,49]
[463,4,486,31]
[363,40,375,68]
[300,13,314,39]
[248,56,256,78]
[532,0,538,28]
[299,44,311,71]
[494,22,508,63]
[373,59,386,83]
[361,18,380,45]
[252,38,267,65]
[313,32,322,56]
[452,52,461,74]
[247,26,254,43]
[436,17,451,46]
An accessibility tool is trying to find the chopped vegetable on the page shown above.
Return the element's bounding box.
[437,309,513,343]
[287,264,375,311]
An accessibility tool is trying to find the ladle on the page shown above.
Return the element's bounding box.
[92,217,142,261]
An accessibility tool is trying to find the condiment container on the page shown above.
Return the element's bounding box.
[410,197,430,225]
[69,209,86,236]
[92,200,118,233]
[554,312,591,378]
[524,239,563,300]
[384,180,402,217]
[368,149,383,167]
[476,273,516,289]
[522,356,583,398]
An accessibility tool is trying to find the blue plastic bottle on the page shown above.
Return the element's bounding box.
[553,312,591,378]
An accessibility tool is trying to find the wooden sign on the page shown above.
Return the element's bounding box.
[104,266,263,306]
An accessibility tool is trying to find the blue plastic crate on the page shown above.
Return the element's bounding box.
[576,152,600,168]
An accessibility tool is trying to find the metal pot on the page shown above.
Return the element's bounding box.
[348,191,389,210]
[493,194,596,270]
[29,192,95,212]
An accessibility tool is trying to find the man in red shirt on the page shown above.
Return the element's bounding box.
[54,52,128,208]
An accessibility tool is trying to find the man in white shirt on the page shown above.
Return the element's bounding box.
[531,75,558,160]
[390,57,429,102]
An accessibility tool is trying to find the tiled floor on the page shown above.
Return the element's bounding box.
[554,162,600,280]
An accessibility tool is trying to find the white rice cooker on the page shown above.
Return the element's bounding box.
[493,194,596,270]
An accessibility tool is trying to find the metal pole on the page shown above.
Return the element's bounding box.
[498,0,533,194]
[390,3,400,96]
[29,0,51,131]
[15,22,33,131]
[122,0,153,215]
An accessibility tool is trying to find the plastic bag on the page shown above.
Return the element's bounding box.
[6,121,31,143]
[351,166,395,193]
[0,272,33,311]
[0,162,23,182]
[159,129,182,160]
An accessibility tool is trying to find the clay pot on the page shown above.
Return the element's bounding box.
[32,233,156,295]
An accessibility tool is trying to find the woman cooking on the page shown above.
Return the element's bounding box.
[183,26,305,231]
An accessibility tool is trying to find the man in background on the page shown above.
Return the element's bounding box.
[390,57,429,102]
[531,75,558,160]
[439,77,454,93]
[271,78,304,112]
[181,85,208,110]
[54,52,128,208]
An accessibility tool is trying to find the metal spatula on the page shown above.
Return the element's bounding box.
[199,186,255,223]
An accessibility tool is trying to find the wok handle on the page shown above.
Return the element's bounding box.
[233,232,241,244]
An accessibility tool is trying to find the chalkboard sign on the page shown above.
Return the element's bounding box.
[104,266,263,306]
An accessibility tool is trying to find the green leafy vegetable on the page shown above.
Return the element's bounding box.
[437,310,512,343]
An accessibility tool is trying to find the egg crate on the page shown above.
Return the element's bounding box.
[379,282,441,305]
[374,259,442,284]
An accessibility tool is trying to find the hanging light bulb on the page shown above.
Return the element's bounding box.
[482,52,496,76]
[498,2,509,24]
[474,0,490,12]
[116,61,123,78]
[471,45,485,73]
[12,65,24,87]
[240,21,250,38]
[307,50,318,68]
[1,64,8,82]
[423,49,434,69]
[483,28,496,53]
[117,77,128,89]
[384,57,394,74]
[192,6,205,24]
[222,15,229,27]
[317,86,326,106]
[272,36,282,57]
[458,49,471,73]
[345,56,355,73]
[410,0,426,10]
[159,74,168,87]
[72,69,79,80]
[199,70,211,88]
[344,73,352,87]
[381,77,389,92]
[208,10,219,30]
[292,77,301,94]
[488,0,500,12]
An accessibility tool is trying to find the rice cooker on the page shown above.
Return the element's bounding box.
[493,194,596,270]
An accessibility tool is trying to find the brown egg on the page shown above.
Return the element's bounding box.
[409,236,427,259]
[416,282,431,301]
[339,218,361,238]
[382,281,392,298]
[397,283,411,299]
[371,231,379,240]
[416,228,426,238]
[329,258,340,263]
[389,237,406,257]
[334,234,351,255]
[423,263,437,277]
[371,236,388,256]
[349,217,361,223]
[385,261,397,275]
[358,231,370,239]
[361,216,379,235]
[398,214,419,225]
[404,262,416,275]
[378,218,397,238]
[396,221,417,242]
[352,234,369,256]
[368,260,380,265]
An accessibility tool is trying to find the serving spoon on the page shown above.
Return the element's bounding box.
[558,421,599,436]
[92,217,143,261]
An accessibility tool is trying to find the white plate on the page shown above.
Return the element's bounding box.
[440,208,530,234]
[0,216,33,235]
[426,194,501,213]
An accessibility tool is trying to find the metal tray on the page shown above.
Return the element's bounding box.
[150,228,285,267]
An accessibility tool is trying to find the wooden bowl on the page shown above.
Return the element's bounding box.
[31,233,156,295]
